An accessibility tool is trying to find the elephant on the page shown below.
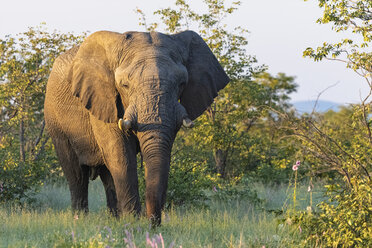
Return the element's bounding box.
[44,30,229,225]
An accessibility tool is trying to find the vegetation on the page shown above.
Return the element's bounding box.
[286,0,372,247]
[0,0,371,247]
[1,180,323,247]
[0,25,86,203]
[280,106,372,247]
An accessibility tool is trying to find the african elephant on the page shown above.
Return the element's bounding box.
[44,30,229,225]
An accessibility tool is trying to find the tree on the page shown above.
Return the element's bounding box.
[284,1,372,246]
[300,0,371,184]
[303,0,372,161]
[303,0,371,98]
[189,72,297,178]
[0,25,85,203]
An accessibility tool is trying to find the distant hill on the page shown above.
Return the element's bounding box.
[292,100,341,113]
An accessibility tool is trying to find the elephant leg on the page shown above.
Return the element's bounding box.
[90,119,141,215]
[103,143,141,216]
[53,136,89,213]
[99,166,118,216]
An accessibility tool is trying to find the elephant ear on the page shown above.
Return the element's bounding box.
[173,31,230,120]
[68,33,124,123]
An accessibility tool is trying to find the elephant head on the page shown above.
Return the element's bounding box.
[68,30,229,225]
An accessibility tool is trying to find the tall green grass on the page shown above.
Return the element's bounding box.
[1,180,325,247]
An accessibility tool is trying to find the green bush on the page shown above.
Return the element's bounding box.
[208,177,262,206]
[167,155,210,207]
[0,155,44,204]
[292,179,372,247]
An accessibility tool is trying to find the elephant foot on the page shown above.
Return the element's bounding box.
[149,215,161,228]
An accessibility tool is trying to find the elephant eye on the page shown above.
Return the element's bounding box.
[121,81,129,89]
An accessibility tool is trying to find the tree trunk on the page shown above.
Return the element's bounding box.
[214,148,228,178]
[19,118,25,162]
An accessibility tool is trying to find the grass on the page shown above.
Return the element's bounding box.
[1,180,326,247]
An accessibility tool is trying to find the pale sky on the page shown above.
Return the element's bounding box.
[0,0,369,104]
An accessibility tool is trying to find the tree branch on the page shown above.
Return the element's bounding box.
[33,136,50,161]
[32,120,45,153]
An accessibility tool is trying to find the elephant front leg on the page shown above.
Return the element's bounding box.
[100,139,141,215]
[108,158,141,215]
[91,120,141,215]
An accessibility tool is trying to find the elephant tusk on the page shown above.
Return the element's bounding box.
[118,119,124,131]
[118,118,132,131]
[182,118,194,128]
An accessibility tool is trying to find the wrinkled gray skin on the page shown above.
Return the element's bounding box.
[44,30,229,225]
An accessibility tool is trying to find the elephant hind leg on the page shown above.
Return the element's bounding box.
[53,136,89,213]
[99,166,118,216]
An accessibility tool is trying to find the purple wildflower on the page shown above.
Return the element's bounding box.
[169,241,175,248]
[104,226,112,233]
[146,232,179,248]
[124,229,136,248]
[146,232,164,248]
[104,226,113,240]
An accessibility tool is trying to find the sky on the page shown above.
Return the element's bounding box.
[0,0,370,104]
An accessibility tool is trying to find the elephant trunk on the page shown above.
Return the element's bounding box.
[137,130,172,226]
[120,83,194,225]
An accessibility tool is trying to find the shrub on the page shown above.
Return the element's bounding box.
[207,176,262,206]
[293,179,372,247]
[0,154,44,204]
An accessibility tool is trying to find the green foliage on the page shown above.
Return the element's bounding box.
[281,106,372,246]
[284,105,372,183]
[209,177,262,206]
[189,72,297,178]
[167,142,211,206]
[1,151,42,204]
[303,0,371,83]
[279,3,372,245]
[0,24,86,203]
[292,179,372,247]
[299,0,372,184]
